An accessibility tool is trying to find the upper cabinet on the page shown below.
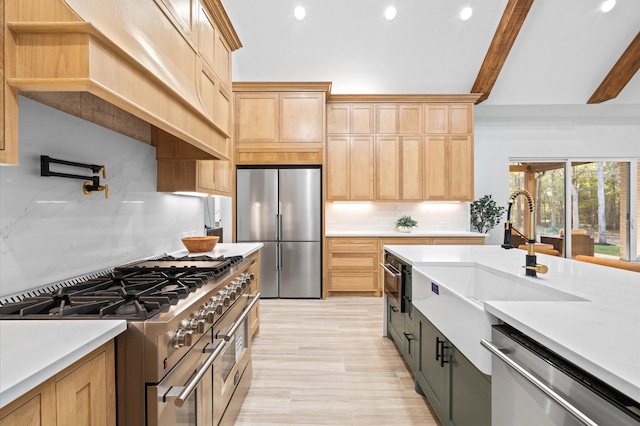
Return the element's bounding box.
[326,95,479,202]
[233,82,330,165]
[1,0,241,166]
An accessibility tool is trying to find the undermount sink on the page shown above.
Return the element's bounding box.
[412,265,586,375]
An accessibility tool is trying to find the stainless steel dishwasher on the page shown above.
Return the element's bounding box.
[482,324,640,426]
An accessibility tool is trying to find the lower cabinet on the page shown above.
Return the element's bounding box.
[0,341,116,426]
[387,298,418,371]
[247,250,261,338]
[414,310,491,426]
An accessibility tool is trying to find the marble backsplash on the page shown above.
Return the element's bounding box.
[325,201,469,232]
[0,97,203,297]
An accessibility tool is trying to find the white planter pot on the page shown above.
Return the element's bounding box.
[397,226,412,233]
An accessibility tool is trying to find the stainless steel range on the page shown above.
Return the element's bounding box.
[0,254,260,426]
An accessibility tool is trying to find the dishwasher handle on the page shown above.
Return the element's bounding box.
[481,339,599,426]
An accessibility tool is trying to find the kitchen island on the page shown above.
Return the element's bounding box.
[384,244,640,404]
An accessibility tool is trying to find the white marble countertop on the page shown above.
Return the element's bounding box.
[169,242,263,258]
[326,230,485,237]
[383,244,640,403]
[0,320,127,409]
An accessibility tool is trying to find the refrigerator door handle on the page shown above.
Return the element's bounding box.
[277,214,282,241]
[277,243,282,270]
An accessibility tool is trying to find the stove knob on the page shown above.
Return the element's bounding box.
[225,288,237,301]
[181,317,206,334]
[213,299,224,314]
[173,328,193,348]
[201,308,215,324]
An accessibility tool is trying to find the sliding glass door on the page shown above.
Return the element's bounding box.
[509,160,638,261]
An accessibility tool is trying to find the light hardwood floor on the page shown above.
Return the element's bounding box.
[236,297,441,425]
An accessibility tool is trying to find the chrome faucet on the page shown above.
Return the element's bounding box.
[502,189,548,277]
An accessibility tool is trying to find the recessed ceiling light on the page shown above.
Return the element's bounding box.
[460,6,473,21]
[600,0,616,13]
[294,6,306,21]
[385,6,397,21]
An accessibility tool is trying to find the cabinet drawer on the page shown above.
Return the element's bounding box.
[327,271,378,291]
[379,238,431,250]
[430,237,484,245]
[327,238,378,252]
[328,252,378,270]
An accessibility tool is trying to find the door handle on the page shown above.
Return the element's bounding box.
[164,339,226,407]
[380,263,401,277]
[481,339,599,426]
[218,293,261,341]
[436,336,449,367]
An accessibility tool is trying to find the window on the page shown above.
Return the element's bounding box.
[509,160,638,261]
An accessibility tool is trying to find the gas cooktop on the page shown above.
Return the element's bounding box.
[0,255,244,320]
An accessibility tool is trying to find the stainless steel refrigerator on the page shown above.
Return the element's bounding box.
[236,168,321,298]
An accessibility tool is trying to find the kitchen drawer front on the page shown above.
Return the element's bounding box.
[327,271,378,291]
[430,237,484,245]
[379,238,431,250]
[328,252,378,270]
[327,238,378,252]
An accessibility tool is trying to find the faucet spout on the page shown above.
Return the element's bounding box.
[502,189,547,277]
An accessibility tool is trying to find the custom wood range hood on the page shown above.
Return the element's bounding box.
[1,0,241,165]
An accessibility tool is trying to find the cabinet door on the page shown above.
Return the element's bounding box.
[351,104,374,134]
[399,104,423,134]
[235,93,279,143]
[56,350,111,426]
[425,104,449,134]
[449,104,472,134]
[448,136,473,201]
[401,136,423,200]
[0,395,44,426]
[279,93,324,143]
[327,271,378,292]
[327,104,350,134]
[196,160,231,196]
[424,136,448,200]
[375,104,398,134]
[449,347,491,426]
[350,136,374,200]
[415,313,449,422]
[326,136,350,200]
[375,136,400,200]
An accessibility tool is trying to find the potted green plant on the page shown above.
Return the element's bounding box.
[470,194,506,233]
[396,215,418,233]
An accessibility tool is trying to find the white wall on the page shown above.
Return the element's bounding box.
[0,98,204,297]
[474,104,640,245]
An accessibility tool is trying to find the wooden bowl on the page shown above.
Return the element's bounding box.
[181,236,219,253]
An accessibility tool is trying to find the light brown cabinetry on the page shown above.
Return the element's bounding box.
[325,236,484,298]
[424,135,473,201]
[247,250,261,338]
[233,83,330,165]
[326,136,374,200]
[325,95,478,201]
[0,341,116,426]
[156,159,232,196]
[3,0,241,166]
[326,238,379,296]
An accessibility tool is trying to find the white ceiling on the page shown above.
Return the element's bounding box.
[223,0,640,107]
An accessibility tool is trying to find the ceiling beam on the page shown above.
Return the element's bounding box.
[587,32,640,104]
[470,0,535,104]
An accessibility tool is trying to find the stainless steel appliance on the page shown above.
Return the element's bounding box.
[237,167,321,298]
[0,254,259,426]
[482,324,640,426]
[382,251,416,368]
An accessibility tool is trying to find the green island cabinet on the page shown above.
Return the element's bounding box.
[414,309,491,426]
[387,295,418,372]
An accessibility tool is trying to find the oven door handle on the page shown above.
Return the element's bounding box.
[380,263,401,278]
[481,339,599,426]
[218,293,261,341]
[165,340,227,407]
